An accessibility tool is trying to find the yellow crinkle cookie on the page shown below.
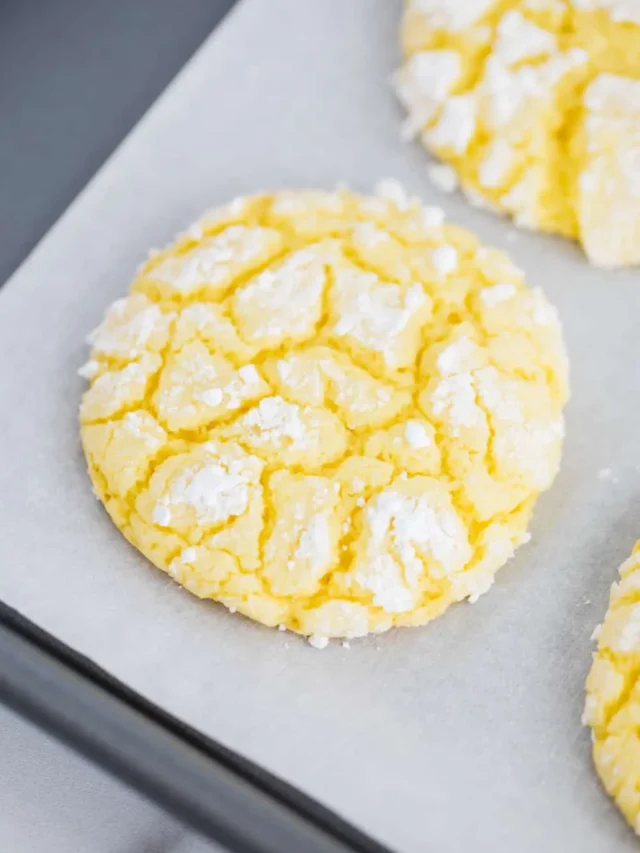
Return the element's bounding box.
[79,184,568,643]
[396,0,640,268]
[584,542,640,834]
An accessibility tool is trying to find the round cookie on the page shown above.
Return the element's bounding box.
[79,183,568,643]
[584,542,640,834]
[395,0,640,268]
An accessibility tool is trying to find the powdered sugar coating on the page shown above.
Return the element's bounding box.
[398,0,640,267]
[79,187,568,640]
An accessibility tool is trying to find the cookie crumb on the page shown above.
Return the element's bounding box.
[427,163,459,193]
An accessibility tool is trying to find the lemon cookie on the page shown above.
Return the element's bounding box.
[396,0,640,268]
[79,184,568,642]
[584,542,640,834]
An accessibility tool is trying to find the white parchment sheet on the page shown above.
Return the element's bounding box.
[1,1,639,850]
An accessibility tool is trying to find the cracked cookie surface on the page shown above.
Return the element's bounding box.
[584,542,640,835]
[79,185,568,641]
[396,0,640,268]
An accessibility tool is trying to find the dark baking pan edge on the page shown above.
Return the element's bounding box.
[0,601,394,853]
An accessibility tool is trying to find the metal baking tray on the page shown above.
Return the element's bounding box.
[0,1,638,851]
[0,602,390,853]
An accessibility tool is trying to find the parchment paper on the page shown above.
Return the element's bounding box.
[1,1,639,850]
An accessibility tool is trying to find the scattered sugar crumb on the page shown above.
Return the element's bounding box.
[78,359,101,380]
[427,162,459,193]
[374,178,411,211]
[422,205,445,228]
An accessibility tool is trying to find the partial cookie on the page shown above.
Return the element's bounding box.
[396,0,640,268]
[584,542,640,834]
[79,183,568,644]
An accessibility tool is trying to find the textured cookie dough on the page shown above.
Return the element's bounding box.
[584,542,640,834]
[396,0,640,268]
[79,184,568,643]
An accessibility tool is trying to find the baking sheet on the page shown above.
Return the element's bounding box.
[1,0,639,850]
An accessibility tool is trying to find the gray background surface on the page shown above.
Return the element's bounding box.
[0,704,185,853]
[1,1,640,852]
[0,1,233,850]
[0,0,235,285]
